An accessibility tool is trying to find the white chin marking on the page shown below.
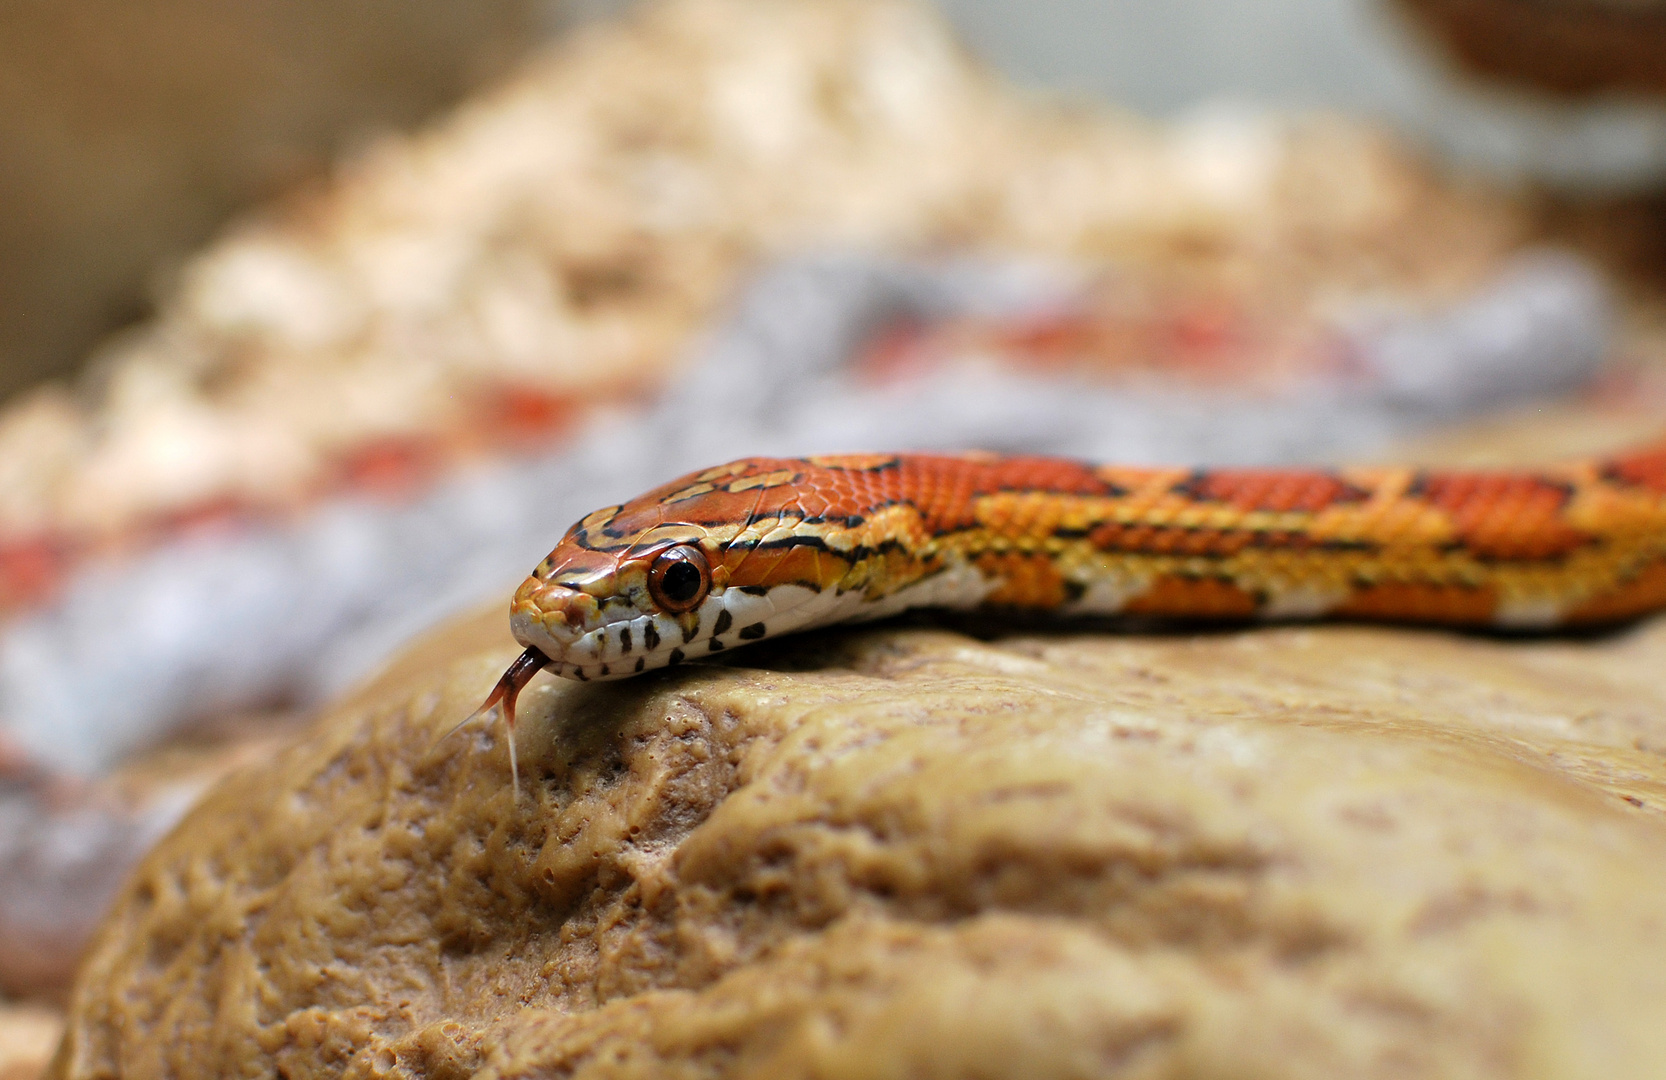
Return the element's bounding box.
[1062,571,1151,616]
[846,563,997,623]
[547,583,870,681]
[1493,597,1563,630]
[742,584,849,634]
[720,587,778,629]
[1258,584,1349,620]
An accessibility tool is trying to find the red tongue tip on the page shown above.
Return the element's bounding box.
[492,646,550,731]
[482,646,550,800]
[426,645,551,800]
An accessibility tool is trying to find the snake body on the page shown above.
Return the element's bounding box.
[471,445,1666,723]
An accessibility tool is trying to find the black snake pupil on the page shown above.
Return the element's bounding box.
[662,560,701,603]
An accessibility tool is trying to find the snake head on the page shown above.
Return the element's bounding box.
[508,459,871,680]
[511,528,728,680]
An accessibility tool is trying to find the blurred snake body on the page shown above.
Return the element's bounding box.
[470,445,1666,760]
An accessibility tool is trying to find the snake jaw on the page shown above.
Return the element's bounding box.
[510,579,603,669]
[507,575,842,681]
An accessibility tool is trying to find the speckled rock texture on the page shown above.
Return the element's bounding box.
[49,603,1666,1078]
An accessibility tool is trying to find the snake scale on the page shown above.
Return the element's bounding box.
[467,443,1666,772]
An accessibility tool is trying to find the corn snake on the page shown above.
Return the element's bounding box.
[470,443,1666,760]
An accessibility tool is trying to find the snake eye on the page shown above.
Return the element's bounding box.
[647,545,710,614]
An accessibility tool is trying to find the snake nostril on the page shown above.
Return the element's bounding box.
[514,580,598,629]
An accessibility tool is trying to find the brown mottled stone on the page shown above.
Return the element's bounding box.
[49,604,1666,1078]
[1399,0,1666,95]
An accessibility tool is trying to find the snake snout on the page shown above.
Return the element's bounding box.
[511,578,600,646]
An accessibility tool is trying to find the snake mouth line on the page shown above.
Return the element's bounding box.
[512,582,877,681]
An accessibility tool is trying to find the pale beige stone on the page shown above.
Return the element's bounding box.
[0,1003,63,1080]
[50,600,1666,1078]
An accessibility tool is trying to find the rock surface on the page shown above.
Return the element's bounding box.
[48,597,1666,1078]
[0,1003,62,1080]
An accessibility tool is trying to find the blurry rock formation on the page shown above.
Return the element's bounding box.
[0,0,543,400]
[1399,0,1666,95]
[50,606,1666,1076]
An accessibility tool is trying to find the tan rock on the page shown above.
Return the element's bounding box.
[0,1002,63,1080]
[50,606,1666,1078]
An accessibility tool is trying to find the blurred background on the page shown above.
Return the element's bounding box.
[952,0,1666,180]
[6,0,1666,401]
[5,0,1666,1067]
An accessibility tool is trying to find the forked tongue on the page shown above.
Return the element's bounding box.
[434,646,549,799]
